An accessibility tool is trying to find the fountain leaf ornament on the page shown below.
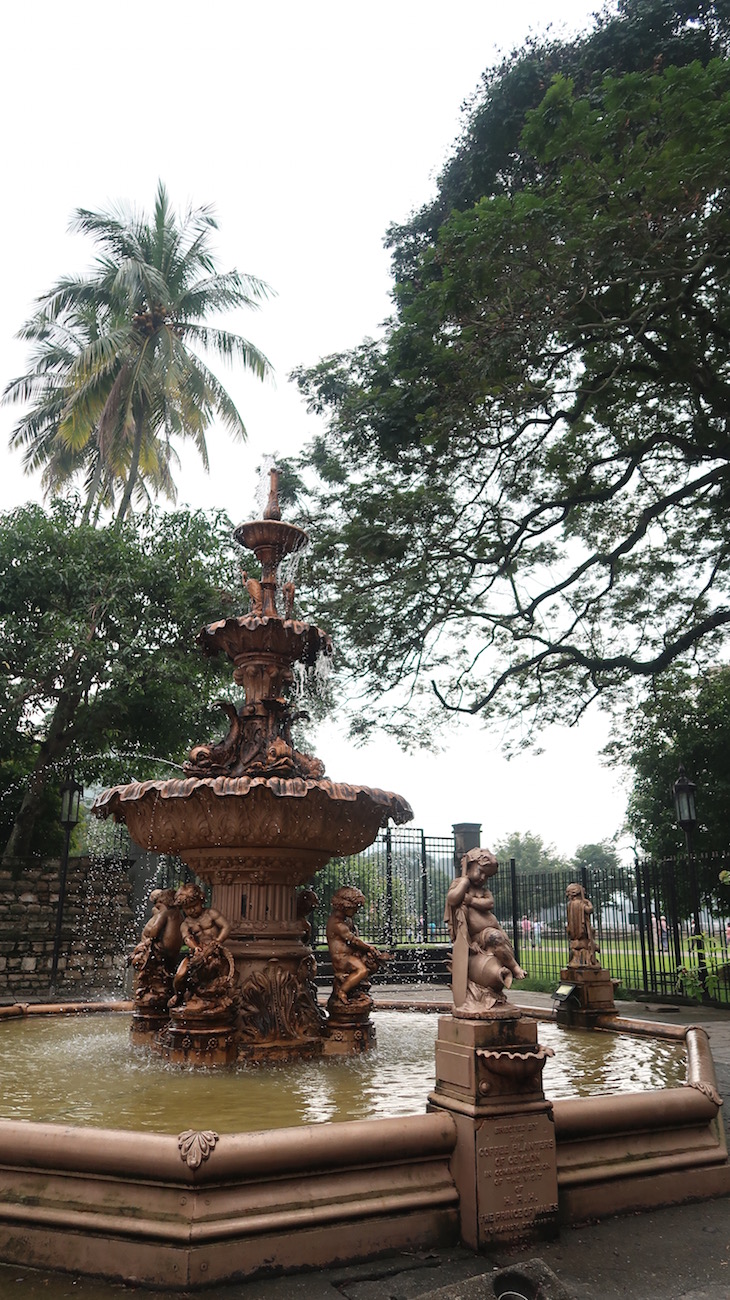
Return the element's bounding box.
[178,1129,219,1168]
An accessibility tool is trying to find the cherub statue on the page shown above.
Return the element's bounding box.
[326,886,390,1012]
[282,581,295,620]
[566,883,600,967]
[444,848,526,1013]
[170,883,235,1014]
[128,888,183,1010]
[296,887,319,941]
[241,569,263,616]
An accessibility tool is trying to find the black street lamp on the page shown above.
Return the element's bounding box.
[49,773,83,995]
[672,765,697,846]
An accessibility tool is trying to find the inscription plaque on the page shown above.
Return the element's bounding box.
[476,1110,558,1245]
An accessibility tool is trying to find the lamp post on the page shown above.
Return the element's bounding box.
[49,774,83,996]
[672,763,704,988]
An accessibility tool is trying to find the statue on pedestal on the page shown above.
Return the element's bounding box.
[170,883,236,1017]
[326,886,390,1018]
[445,848,526,1014]
[128,888,183,1012]
[566,883,600,967]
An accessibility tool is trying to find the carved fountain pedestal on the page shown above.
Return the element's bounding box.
[429,1011,559,1250]
[430,848,559,1248]
[94,470,411,1064]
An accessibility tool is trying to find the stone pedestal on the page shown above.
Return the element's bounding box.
[129,1009,170,1045]
[323,987,377,1056]
[324,1018,376,1056]
[429,1013,559,1249]
[556,965,618,1027]
[158,1011,239,1066]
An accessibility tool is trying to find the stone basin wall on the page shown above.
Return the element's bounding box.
[0,856,134,1000]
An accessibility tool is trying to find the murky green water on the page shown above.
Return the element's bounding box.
[0,1011,686,1132]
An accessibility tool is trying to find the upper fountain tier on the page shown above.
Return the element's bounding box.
[180,468,334,782]
[93,465,412,866]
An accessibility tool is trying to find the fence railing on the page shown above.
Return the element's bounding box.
[310,826,457,948]
[152,832,730,1005]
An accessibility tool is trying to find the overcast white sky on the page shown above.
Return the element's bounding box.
[0,0,633,856]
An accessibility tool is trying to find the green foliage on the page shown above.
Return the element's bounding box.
[610,666,730,857]
[493,830,569,875]
[675,932,726,999]
[291,3,730,747]
[0,501,244,856]
[389,0,730,278]
[4,182,272,522]
[572,841,621,874]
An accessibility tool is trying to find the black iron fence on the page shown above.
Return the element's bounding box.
[504,853,730,1004]
[310,826,457,949]
[309,835,730,1005]
[151,831,730,1005]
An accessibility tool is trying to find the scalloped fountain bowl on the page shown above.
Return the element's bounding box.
[94,775,412,870]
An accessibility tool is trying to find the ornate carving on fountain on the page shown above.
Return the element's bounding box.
[128,889,183,1018]
[239,957,325,1055]
[445,849,526,1016]
[177,1129,219,1168]
[476,1043,555,1095]
[96,776,411,860]
[325,887,391,1039]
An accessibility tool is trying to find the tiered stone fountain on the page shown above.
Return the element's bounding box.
[94,469,411,1064]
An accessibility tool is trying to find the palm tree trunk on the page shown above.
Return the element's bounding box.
[116,413,145,522]
[81,452,104,526]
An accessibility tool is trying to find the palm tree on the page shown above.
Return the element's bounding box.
[4,182,272,521]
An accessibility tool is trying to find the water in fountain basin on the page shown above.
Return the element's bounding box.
[0,1012,686,1133]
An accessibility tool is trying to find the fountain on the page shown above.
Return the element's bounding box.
[93,469,411,1064]
[0,475,728,1290]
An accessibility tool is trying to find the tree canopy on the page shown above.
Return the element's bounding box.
[608,667,730,856]
[4,182,272,523]
[290,1,730,747]
[0,502,243,860]
[493,831,569,875]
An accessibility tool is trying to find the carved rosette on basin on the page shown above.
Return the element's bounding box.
[94,469,412,1064]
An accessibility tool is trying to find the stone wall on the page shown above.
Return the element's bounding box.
[0,856,136,1000]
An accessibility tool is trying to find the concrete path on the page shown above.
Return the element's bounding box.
[2,985,729,1299]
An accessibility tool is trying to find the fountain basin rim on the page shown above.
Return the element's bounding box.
[93,775,413,823]
[198,613,333,660]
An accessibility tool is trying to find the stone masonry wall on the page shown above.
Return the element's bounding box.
[0,856,135,1000]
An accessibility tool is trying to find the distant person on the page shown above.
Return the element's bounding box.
[659,915,669,953]
[520,914,532,944]
[532,918,542,949]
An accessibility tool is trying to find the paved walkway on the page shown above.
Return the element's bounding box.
[2,986,730,1299]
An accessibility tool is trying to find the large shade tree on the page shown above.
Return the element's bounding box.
[289,0,730,747]
[4,182,272,522]
[608,667,730,858]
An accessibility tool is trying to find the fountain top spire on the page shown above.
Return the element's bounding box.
[232,467,308,622]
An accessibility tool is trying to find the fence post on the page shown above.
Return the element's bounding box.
[420,830,428,945]
[510,858,520,963]
[664,864,682,975]
[452,823,481,874]
[634,858,649,994]
[687,849,707,991]
[385,826,394,948]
